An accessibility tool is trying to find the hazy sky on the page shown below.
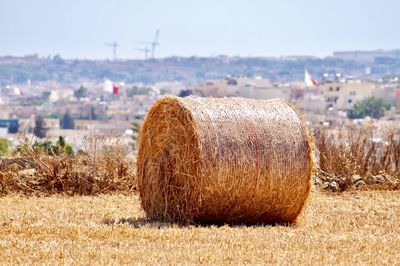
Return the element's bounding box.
[0,0,399,59]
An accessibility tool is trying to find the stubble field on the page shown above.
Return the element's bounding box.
[1,190,399,265]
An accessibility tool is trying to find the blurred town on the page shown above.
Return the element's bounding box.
[1,49,400,150]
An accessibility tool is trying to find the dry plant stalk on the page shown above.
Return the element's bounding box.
[315,126,400,191]
[137,96,314,224]
[0,136,136,195]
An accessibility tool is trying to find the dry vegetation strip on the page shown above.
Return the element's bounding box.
[315,126,400,191]
[0,137,136,196]
[2,125,400,196]
[1,191,400,265]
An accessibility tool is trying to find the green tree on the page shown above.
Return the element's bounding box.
[57,136,66,147]
[56,136,74,155]
[74,85,88,99]
[126,86,151,97]
[347,97,392,119]
[89,106,97,120]
[0,138,9,156]
[126,87,136,97]
[29,137,74,156]
[8,121,19,134]
[41,91,51,99]
[33,115,48,138]
[61,110,75,129]
[131,121,141,149]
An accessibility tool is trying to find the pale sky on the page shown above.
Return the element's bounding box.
[0,0,399,59]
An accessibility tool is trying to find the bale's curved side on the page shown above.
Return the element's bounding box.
[137,96,313,224]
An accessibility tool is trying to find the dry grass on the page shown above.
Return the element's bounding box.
[315,126,400,191]
[138,96,313,224]
[1,120,400,197]
[0,191,399,265]
[0,137,136,195]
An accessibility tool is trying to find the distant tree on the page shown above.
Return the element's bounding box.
[74,85,88,99]
[131,121,140,135]
[347,97,391,119]
[179,89,192,97]
[52,54,64,65]
[126,87,136,97]
[126,86,152,97]
[29,137,74,156]
[56,136,74,155]
[159,88,169,95]
[89,106,97,120]
[41,91,51,99]
[0,138,9,156]
[57,136,66,147]
[8,121,19,134]
[33,115,48,138]
[60,110,75,129]
[131,121,141,149]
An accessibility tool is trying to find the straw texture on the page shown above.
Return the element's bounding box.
[137,96,313,224]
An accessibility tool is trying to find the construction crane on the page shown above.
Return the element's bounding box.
[134,30,160,59]
[150,30,160,59]
[135,46,150,60]
[104,41,119,60]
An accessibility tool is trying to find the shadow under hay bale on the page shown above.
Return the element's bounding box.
[137,96,314,225]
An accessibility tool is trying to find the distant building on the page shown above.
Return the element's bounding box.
[74,120,98,130]
[194,76,291,100]
[152,81,185,95]
[44,118,60,130]
[333,49,400,63]
[0,119,19,134]
[48,90,73,102]
[295,93,326,114]
[320,80,377,111]
[0,127,8,137]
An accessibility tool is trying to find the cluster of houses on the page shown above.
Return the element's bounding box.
[0,73,399,148]
[192,74,400,126]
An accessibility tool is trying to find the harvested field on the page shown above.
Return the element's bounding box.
[1,191,400,265]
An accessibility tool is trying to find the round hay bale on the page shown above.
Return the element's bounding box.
[137,96,313,224]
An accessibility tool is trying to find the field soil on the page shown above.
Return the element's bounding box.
[1,191,399,265]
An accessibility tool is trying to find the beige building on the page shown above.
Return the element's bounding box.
[195,76,291,100]
[295,93,326,114]
[74,119,99,130]
[48,90,74,103]
[320,80,377,110]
